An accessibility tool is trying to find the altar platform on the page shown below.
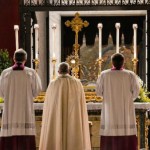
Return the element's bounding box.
[0,102,150,149]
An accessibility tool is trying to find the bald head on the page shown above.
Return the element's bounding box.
[58,62,70,74]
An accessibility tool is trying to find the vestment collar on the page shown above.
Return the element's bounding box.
[111,66,124,70]
[12,63,25,70]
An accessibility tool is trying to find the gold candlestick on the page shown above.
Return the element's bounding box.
[97,58,103,75]
[132,58,138,74]
[52,57,57,80]
[33,58,39,72]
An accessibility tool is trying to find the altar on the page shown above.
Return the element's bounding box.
[0,10,149,150]
[0,102,150,149]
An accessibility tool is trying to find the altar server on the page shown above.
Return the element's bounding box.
[39,62,91,150]
[96,53,140,150]
[0,49,42,150]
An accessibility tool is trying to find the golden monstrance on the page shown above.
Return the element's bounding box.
[65,12,89,78]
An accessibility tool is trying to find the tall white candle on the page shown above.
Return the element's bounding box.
[97,23,103,59]
[34,24,39,59]
[115,23,120,53]
[52,24,56,58]
[14,25,19,50]
[133,24,138,59]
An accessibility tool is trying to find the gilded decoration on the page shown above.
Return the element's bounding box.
[80,40,136,84]
[65,12,89,78]
[84,86,102,102]
[34,92,45,103]
[136,114,140,149]
[64,13,102,101]
[32,58,40,72]
[34,89,102,103]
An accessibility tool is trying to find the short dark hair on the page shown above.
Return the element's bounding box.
[58,62,70,74]
[111,53,124,70]
[14,49,27,62]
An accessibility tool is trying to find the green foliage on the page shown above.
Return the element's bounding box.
[0,49,12,75]
[0,49,12,102]
[135,86,150,102]
[135,76,150,102]
[0,97,3,103]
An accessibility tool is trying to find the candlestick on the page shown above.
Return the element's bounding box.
[97,23,103,59]
[51,24,57,79]
[34,24,39,59]
[133,24,138,59]
[52,52,56,59]
[14,25,19,50]
[115,23,120,53]
[132,58,138,74]
[52,24,56,58]
[52,57,57,80]
[33,58,40,72]
[97,58,103,76]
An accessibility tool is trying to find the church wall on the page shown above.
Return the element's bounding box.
[0,0,20,59]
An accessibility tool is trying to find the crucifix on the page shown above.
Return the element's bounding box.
[65,12,89,78]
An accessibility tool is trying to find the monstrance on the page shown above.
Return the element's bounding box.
[65,12,89,78]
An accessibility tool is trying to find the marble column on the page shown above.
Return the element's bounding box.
[147,10,150,91]
[36,12,48,91]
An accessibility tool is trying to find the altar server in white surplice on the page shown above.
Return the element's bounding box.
[0,49,42,150]
[39,62,91,150]
[96,53,140,150]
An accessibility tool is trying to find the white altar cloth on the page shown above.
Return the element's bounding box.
[0,102,150,113]
[87,102,150,111]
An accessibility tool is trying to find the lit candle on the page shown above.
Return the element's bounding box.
[115,23,120,53]
[97,23,103,59]
[52,24,56,59]
[34,24,39,59]
[14,25,19,50]
[133,24,138,59]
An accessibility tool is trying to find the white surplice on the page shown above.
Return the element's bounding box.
[0,67,42,137]
[39,74,91,150]
[96,69,140,136]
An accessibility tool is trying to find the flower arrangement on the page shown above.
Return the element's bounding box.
[135,76,150,102]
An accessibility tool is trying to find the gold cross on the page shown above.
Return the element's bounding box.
[65,12,89,78]
[65,12,89,56]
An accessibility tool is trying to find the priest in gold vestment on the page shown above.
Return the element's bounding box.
[39,62,91,150]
